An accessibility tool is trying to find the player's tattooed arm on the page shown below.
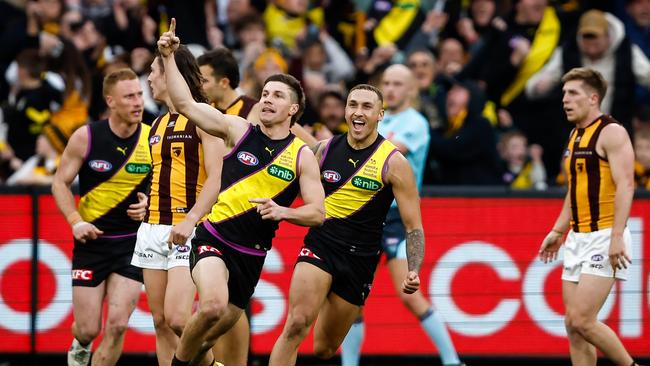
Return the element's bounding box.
[406,229,425,272]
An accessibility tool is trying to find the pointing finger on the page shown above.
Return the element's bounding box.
[249,198,269,204]
[170,18,176,35]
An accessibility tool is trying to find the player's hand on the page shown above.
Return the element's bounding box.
[167,218,195,249]
[127,192,148,221]
[157,18,180,57]
[249,198,286,221]
[609,234,631,271]
[73,222,103,243]
[539,230,564,263]
[402,271,420,294]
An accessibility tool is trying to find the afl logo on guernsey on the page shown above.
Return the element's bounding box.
[149,135,161,145]
[237,151,259,166]
[88,160,112,172]
[322,170,341,183]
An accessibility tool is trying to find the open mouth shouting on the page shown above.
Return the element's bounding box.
[351,119,366,132]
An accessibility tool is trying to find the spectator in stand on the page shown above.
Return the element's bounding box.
[240,47,288,99]
[428,80,501,185]
[304,89,348,140]
[5,133,60,186]
[2,49,62,177]
[616,0,650,58]
[526,9,650,134]
[456,0,504,55]
[216,0,258,50]
[263,0,324,56]
[437,37,467,77]
[232,13,268,78]
[498,130,547,190]
[633,125,650,189]
[475,0,567,179]
[406,48,444,129]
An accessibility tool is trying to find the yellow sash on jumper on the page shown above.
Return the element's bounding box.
[500,7,560,106]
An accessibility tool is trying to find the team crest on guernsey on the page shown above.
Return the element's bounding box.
[237,151,259,166]
[150,135,161,145]
[88,160,112,172]
[322,170,341,183]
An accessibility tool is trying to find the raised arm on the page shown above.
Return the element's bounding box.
[386,152,423,294]
[51,126,103,242]
[158,19,247,145]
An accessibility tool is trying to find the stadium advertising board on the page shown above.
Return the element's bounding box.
[0,196,648,356]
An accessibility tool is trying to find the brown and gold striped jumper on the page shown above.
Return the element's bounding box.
[144,112,205,225]
[564,115,618,233]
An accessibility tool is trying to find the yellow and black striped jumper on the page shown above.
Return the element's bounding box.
[144,112,205,226]
[306,134,397,254]
[300,134,398,305]
[215,94,257,118]
[564,115,618,233]
[191,124,307,309]
[73,120,151,286]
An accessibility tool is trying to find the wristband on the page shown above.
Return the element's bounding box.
[551,229,564,235]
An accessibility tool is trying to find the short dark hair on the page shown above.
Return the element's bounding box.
[233,13,265,34]
[349,84,384,106]
[155,44,208,104]
[197,47,240,88]
[264,74,305,126]
[103,68,138,97]
[561,67,608,105]
[317,89,345,107]
[16,48,44,79]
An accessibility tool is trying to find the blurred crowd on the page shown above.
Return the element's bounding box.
[1,0,650,189]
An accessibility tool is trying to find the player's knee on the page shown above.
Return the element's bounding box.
[565,310,593,336]
[284,312,312,340]
[75,322,101,343]
[104,317,129,338]
[313,343,337,359]
[151,311,166,330]
[198,300,227,324]
[165,314,187,336]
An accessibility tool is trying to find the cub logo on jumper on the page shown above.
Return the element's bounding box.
[268,164,294,182]
[322,170,341,183]
[89,160,112,172]
[352,176,382,191]
[237,151,259,166]
[125,163,151,174]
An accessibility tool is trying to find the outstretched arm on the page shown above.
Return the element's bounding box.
[158,18,247,145]
[387,152,423,294]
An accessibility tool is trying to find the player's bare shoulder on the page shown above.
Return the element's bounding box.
[597,122,632,158]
